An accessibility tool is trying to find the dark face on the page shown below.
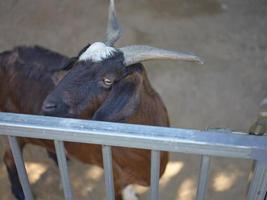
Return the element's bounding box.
[42,51,143,122]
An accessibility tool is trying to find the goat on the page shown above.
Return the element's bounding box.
[41,47,200,200]
[2,0,202,199]
[41,46,201,200]
[41,2,202,200]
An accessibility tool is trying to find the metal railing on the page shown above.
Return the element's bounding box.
[0,112,266,200]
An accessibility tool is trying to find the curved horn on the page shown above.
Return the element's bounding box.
[119,45,203,66]
[105,0,122,46]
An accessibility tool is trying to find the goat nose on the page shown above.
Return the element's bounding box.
[42,102,58,113]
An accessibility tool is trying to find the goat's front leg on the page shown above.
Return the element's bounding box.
[3,142,26,200]
[121,185,140,200]
[47,149,58,165]
[46,149,70,166]
[114,183,140,200]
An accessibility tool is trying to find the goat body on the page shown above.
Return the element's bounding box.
[1,0,202,198]
[0,46,68,113]
[64,65,170,188]
[41,47,171,198]
[0,46,70,199]
[1,46,170,200]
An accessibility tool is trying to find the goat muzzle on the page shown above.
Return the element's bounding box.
[41,99,69,116]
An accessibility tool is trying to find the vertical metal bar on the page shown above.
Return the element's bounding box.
[7,136,34,200]
[150,150,160,200]
[54,140,73,200]
[247,161,267,200]
[102,145,115,200]
[260,172,267,200]
[196,155,211,200]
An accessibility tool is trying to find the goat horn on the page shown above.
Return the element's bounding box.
[105,0,122,46]
[119,45,203,66]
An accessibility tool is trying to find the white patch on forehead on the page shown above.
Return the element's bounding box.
[78,42,116,62]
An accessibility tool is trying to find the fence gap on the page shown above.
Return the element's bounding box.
[8,136,34,200]
[54,140,73,200]
[102,145,115,200]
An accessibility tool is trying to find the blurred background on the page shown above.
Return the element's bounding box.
[0,0,266,199]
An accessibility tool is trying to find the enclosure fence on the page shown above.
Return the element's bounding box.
[0,112,266,200]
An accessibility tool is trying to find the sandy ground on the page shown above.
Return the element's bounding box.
[0,0,266,199]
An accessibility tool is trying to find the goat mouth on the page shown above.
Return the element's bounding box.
[41,107,72,118]
[42,111,76,119]
[42,103,57,113]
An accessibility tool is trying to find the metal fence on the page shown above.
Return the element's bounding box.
[0,112,266,200]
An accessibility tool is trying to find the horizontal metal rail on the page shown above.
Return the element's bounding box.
[0,113,266,161]
[1,112,267,200]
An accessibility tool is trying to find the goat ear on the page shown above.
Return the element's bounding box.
[62,43,92,71]
[61,57,78,70]
[92,68,142,122]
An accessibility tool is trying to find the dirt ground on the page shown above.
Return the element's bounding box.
[0,0,266,199]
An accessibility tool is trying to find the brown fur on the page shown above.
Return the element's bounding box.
[1,46,170,200]
[0,46,69,200]
[66,69,170,192]
[42,53,170,199]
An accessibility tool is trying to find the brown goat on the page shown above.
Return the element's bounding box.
[0,45,170,200]
[1,47,201,200]
[41,52,168,200]
[1,0,202,199]
[41,41,201,200]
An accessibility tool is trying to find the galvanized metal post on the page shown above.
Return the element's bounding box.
[150,150,160,200]
[54,140,73,200]
[102,145,115,200]
[8,136,34,200]
[196,155,211,200]
[247,161,267,200]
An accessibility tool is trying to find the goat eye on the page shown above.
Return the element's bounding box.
[103,78,113,86]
